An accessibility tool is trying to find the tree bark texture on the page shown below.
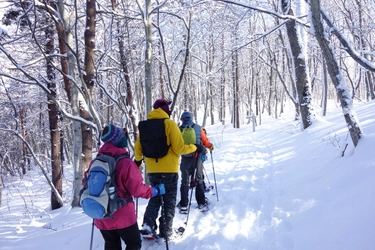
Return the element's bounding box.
[81,0,95,176]
[45,10,63,209]
[282,0,314,129]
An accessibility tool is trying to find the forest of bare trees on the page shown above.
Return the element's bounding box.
[0,0,374,209]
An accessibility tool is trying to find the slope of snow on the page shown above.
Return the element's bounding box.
[1,101,374,250]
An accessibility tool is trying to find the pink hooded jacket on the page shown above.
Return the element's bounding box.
[86,142,153,230]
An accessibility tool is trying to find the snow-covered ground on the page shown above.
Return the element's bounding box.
[1,101,374,250]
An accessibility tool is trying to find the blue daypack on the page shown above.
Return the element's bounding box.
[79,154,132,219]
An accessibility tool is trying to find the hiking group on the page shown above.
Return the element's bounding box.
[80,98,214,250]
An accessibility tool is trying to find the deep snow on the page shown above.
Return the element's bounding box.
[1,101,374,250]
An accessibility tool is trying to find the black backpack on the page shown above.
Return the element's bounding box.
[138,119,170,162]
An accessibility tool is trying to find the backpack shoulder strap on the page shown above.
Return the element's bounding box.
[139,118,166,132]
[112,153,131,199]
[180,123,194,129]
[114,154,129,162]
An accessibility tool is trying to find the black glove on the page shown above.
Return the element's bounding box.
[134,159,142,167]
[190,177,197,188]
[194,144,205,154]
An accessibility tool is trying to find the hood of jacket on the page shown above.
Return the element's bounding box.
[98,142,129,156]
[181,120,194,127]
[147,107,170,120]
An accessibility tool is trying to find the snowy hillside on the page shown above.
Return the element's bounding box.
[1,101,374,250]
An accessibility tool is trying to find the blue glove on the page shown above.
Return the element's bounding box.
[201,154,207,162]
[151,183,166,197]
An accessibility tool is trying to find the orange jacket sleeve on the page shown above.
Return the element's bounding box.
[200,127,212,148]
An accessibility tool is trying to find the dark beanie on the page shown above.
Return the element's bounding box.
[101,124,128,148]
[153,98,172,114]
[180,111,193,121]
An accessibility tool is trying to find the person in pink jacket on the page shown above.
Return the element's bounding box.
[90,124,165,250]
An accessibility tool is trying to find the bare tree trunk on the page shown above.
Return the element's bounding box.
[144,0,153,115]
[71,92,83,206]
[45,7,62,209]
[322,56,328,116]
[53,0,83,207]
[136,0,153,184]
[111,0,137,136]
[220,33,226,125]
[282,0,314,129]
[267,65,273,117]
[310,0,362,147]
[53,0,70,178]
[155,10,166,100]
[0,166,2,206]
[274,80,278,119]
[209,34,214,126]
[232,49,240,128]
[256,74,262,125]
[202,82,209,127]
[20,107,28,174]
[81,0,95,173]
[169,22,192,114]
[158,40,166,99]
[355,0,375,101]
[365,72,375,101]
[202,34,214,127]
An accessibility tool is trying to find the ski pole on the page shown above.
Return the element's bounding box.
[160,195,169,250]
[185,169,196,225]
[203,166,210,184]
[136,198,138,218]
[90,219,94,250]
[135,161,144,218]
[203,166,214,191]
[210,151,219,201]
[177,157,198,235]
[177,171,195,235]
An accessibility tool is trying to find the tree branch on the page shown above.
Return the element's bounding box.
[0,128,64,206]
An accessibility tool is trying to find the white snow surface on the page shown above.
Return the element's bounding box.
[1,101,374,250]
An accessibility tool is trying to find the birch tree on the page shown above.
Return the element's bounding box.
[282,0,314,129]
[309,0,362,147]
[136,0,154,115]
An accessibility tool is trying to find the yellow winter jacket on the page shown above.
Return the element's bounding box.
[135,108,197,173]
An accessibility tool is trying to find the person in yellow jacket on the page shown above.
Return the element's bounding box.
[134,98,205,240]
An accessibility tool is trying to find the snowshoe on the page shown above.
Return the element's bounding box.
[196,197,210,212]
[176,201,188,214]
[140,229,159,241]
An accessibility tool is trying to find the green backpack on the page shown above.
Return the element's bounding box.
[181,124,196,144]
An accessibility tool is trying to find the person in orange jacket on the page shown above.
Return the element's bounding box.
[177,111,214,213]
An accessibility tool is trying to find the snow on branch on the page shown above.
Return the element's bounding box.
[215,0,310,27]
[320,9,375,72]
[0,127,64,206]
[0,45,98,131]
